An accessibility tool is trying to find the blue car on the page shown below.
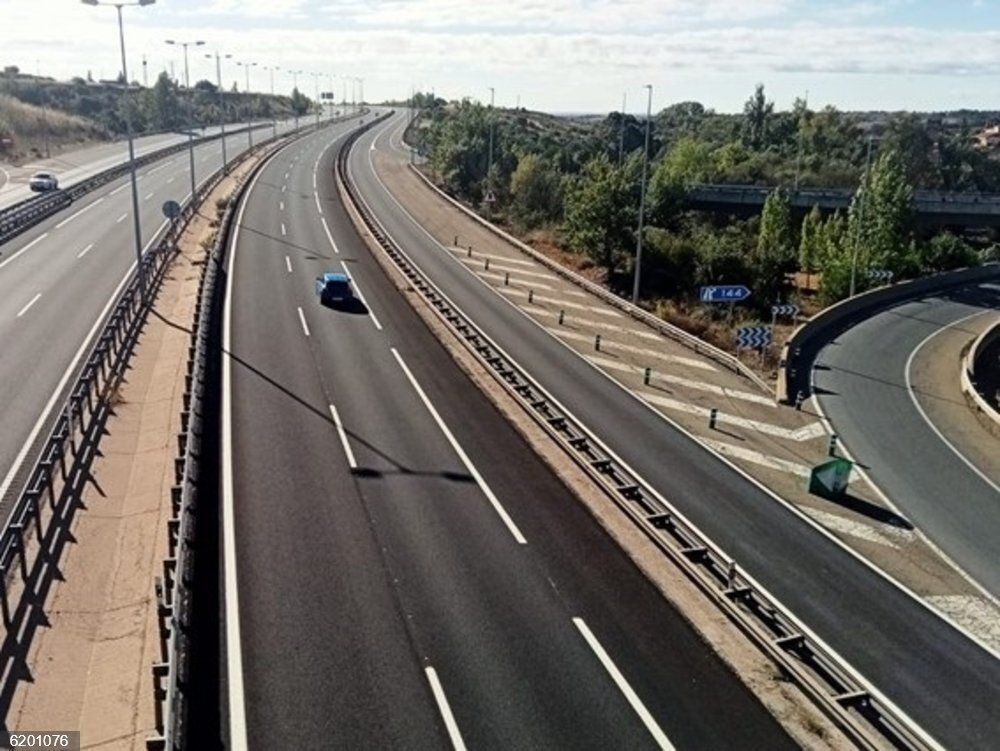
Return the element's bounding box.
[315,272,354,307]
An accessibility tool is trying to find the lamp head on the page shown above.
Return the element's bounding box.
[81,0,99,5]
[139,0,156,6]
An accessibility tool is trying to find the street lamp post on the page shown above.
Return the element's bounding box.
[165,39,204,202]
[205,51,231,173]
[82,0,155,295]
[310,72,321,127]
[486,86,495,205]
[290,70,302,130]
[237,61,256,147]
[632,84,652,305]
[263,65,279,138]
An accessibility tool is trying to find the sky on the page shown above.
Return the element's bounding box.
[2,0,998,114]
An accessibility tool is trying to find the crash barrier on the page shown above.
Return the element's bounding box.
[0,122,273,246]
[778,263,1000,403]
[404,163,772,395]
[144,112,364,750]
[0,111,354,748]
[345,124,939,751]
[961,317,1000,429]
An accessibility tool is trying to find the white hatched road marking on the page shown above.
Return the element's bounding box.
[392,348,526,544]
[587,354,773,406]
[448,246,535,267]
[550,328,716,372]
[637,389,825,441]
[480,271,556,291]
[573,618,674,749]
[459,255,562,283]
[500,288,621,317]
[800,506,914,549]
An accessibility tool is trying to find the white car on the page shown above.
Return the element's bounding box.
[29,172,59,192]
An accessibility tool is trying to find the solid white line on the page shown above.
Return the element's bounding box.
[321,216,339,254]
[285,255,292,273]
[391,347,526,544]
[0,232,49,271]
[0,217,166,500]
[116,212,128,223]
[905,310,1000,496]
[108,183,128,197]
[55,197,104,229]
[346,124,962,736]
[328,404,357,469]
[222,143,290,751]
[16,293,41,318]
[340,262,382,330]
[298,306,311,336]
[425,667,467,751]
[76,243,95,259]
[281,222,287,237]
[573,618,674,749]
[315,191,323,215]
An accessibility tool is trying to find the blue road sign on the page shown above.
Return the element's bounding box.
[700,285,751,303]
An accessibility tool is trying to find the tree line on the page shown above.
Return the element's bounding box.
[410,86,997,310]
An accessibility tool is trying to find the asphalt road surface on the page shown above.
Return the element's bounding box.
[0,114,344,517]
[341,111,1000,749]
[814,281,1000,594]
[221,119,795,749]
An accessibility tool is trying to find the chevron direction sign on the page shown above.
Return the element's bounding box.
[736,326,772,349]
[868,268,894,285]
[771,304,799,318]
[700,285,751,303]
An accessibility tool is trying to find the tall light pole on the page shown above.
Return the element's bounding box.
[618,91,627,166]
[632,84,652,305]
[794,90,808,193]
[310,72,321,127]
[850,135,877,298]
[205,51,231,173]
[82,0,155,295]
[165,39,204,202]
[355,77,364,114]
[263,65,279,138]
[290,70,302,130]
[237,61,256,147]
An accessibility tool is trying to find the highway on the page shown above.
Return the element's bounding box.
[813,281,1000,594]
[0,114,336,516]
[0,118,309,210]
[221,118,794,748]
[342,112,1000,749]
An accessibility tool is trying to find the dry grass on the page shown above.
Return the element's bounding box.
[0,94,104,160]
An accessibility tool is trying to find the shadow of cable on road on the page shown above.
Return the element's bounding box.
[222,345,472,484]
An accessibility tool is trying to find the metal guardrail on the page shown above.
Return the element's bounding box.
[0,110,358,747]
[0,122,272,246]
[144,112,364,750]
[344,121,940,751]
[404,164,773,395]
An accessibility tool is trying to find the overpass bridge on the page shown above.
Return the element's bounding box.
[685,184,1000,229]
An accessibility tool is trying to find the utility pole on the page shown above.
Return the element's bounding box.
[165,39,205,202]
[632,84,652,305]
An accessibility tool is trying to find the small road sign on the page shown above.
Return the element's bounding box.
[700,285,751,303]
[868,268,894,285]
[736,326,772,349]
[771,304,800,318]
[162,200,181,220]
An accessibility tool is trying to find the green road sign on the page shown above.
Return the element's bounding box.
[808,457,853,500]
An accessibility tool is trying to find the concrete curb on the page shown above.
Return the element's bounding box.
[961,316,1000,429]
